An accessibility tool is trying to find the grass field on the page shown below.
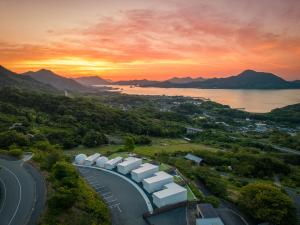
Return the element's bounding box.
[65,138,219,159]
[133,138,218,157]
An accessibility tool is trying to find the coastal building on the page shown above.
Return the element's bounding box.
[84,153,101,166]
[185,153,203,165]
[131,163,159,182]
[117,157,142,174]
[104,156,123,170]
[186,127,203,135]
[152,182,187,208]
[75,154,87,165]
[143,171,173,193]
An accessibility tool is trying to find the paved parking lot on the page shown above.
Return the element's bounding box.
[82,169,122,213]
[77,167,148,225]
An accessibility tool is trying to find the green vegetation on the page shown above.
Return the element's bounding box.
[0,86,299,225]
[33,141,111,225]
[238,183,297,225]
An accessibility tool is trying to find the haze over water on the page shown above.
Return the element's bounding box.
[103,85,300,113]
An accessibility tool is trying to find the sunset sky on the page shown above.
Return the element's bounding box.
[1,0,300,81]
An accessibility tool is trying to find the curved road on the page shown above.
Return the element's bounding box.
[0,157,45,225]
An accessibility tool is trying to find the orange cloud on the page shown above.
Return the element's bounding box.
[1,2,300,80]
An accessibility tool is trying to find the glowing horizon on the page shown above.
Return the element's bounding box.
[1,0,300,81]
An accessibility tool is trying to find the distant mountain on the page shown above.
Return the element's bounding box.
[143,70,300,89]
[113,79,160,86]
[23,69,89,92]
[167,76,205,84]
[74,76,111,86]
[0,65,56,92]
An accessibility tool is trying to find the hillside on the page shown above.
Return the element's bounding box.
[167,77,205,84]
[74,76,111,86]
[114,79,160,86]
[23,69,90,92]
[142,70,300,89]
[0,65,56,92]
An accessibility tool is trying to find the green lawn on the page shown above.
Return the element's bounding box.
[186,185,197,200]
[64,144,122,157]
[133,138,219,157]
[65,138,219,159]
[159,163,172,171]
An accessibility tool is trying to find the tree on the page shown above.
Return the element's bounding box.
[0,130,28,148]
[124,136,135,151]
[82,130,108,147]
[238,183,297,225]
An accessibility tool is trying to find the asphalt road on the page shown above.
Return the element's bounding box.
[77,166,149,225]
[0,157,45,225]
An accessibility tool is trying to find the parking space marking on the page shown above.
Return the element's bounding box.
[110,203,122,213]
[94,185,105,189]
[77,166,125,215]
[106,199,118,203]
[104,195,114,199]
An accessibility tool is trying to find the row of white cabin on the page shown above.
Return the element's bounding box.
[75,153,187,208]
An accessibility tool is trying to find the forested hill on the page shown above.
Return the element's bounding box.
[23,69,90,92]
[0,87,186,149]
[0,65,56,92]
[266,103,300,123]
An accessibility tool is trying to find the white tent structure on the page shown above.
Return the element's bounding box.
[117,157,142,175]
[131,163,159,182]
[142,171,173,193]
[152,182,187,208]
[96,156,109,168]
[104,156,123,170]
[84,153,101,166]
[75,154,87,165]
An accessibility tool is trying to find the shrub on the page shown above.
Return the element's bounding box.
[238,183,297,225]
[9,148,23,158]
[204,195,220,207]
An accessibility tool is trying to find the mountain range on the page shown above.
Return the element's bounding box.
[1,65,299,91]
[23,69,89,91]
[74,76,111,86]
[0,65,56,92]
[133,70,300,89]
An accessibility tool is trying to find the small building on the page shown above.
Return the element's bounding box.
[186,127,203,135]
[131,163,159,182]
[196,203,218,218]
[152,182,187,208]
[142,171,173,193]
[196,204,224,225]
[96,156,109,168]
[255,123,267,133]
[84,153,101,166]
[104,156,123,170]
[117,157,142,175]
[185,153,203,165]
[75,154,87,165]
[196,218,224,225]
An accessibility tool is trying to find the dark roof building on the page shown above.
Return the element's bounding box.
[196,204,225,225]
[185,153,203,165]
